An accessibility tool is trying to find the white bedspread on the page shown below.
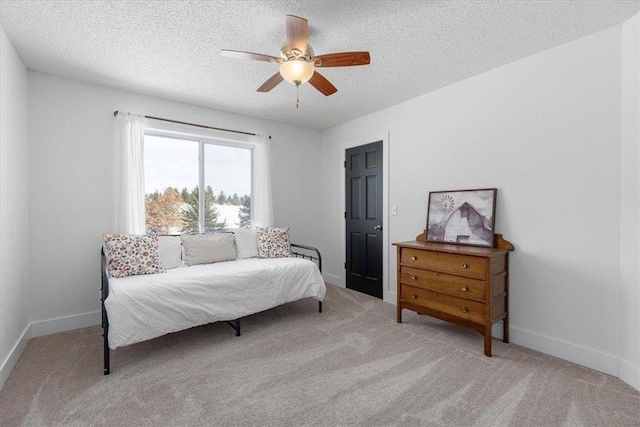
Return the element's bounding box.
[104,257,326,349]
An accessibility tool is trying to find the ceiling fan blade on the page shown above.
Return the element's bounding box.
[257,72,284,92]
[315,51,370,67]
[221,49,279,63]
[309,71,337,96]
[286,14,308,53]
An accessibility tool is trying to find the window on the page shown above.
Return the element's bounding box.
[144,132,253,234]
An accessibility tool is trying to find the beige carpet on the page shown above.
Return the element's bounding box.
[1,284,638,427]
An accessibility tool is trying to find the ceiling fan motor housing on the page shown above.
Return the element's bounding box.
[279,44,315,85]
[280,44,314,62]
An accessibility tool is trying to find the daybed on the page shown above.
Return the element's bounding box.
[100,230,325,375]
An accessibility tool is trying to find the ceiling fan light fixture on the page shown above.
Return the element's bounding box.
[279,59,314,85]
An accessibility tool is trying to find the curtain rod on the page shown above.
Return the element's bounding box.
[113,110,271,139]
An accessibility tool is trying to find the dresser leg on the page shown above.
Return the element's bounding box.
[397,305,402,323]
[484,328,492,357]
[503,316,509,343]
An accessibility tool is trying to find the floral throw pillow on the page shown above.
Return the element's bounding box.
[103,234,166,278]
[256,227,291,258]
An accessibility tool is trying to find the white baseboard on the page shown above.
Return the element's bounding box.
[471,321,626,382]
[493,325,618,377]
[380,300,635,387]
[491,322,504,340]
[30,310,101,338]
[323,273,343,286]
[619,358,640,391]
[383,291,396,304]
[0,324,31,390]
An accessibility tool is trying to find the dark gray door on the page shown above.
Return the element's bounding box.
[345,141,383,299]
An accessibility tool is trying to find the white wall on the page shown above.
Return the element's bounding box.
[620,13,640,390]
[322,25,630,380]
[27,72,323,331]
[0,26,30,388]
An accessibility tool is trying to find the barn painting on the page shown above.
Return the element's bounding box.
[426,189,497,247]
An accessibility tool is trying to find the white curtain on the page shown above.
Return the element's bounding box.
[252,134,273,227]
[113,111,146,234]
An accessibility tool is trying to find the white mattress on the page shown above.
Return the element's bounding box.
[104,257,326,349]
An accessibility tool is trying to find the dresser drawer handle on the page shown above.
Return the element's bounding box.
[461,307,469,313]
[411,293,417,299]
[461,285,468,291]
[411,275,417,280]
[461,263,468,269]
[411,256,417,261]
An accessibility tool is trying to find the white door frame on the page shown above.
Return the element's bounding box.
[340,132,392,303]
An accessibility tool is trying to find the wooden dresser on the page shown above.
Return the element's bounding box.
[393,233,514,356]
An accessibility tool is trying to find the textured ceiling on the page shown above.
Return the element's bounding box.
[1,1,640,130]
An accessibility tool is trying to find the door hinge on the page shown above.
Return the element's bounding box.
[344,211,346,218]
[344,262,347,269]
[344,161,346,168]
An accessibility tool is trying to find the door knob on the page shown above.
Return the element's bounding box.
[374,224,382,231]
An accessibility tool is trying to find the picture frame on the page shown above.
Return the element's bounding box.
[426,188,497,247]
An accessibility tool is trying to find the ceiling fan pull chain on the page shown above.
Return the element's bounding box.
[296,82,300,108]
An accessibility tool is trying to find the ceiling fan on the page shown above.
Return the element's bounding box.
[221,14,370,106]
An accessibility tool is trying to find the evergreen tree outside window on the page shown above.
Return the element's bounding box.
[180,186,227,233]
[144,133,253,234]
[238,195,252,228]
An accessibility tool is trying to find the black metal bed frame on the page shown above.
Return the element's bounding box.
[101,243,323,375]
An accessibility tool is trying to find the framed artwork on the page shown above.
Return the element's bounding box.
[426,188,497,247]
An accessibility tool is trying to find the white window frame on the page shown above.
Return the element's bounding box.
[143,127,255,233]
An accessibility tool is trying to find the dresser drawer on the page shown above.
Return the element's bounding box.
[400,266,486,302]
[400,248,486,280]
[400,285,485,324]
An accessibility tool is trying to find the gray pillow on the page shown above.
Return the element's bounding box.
[234,228,258,259]
[180,233,236,266]
[158,235,183,269]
